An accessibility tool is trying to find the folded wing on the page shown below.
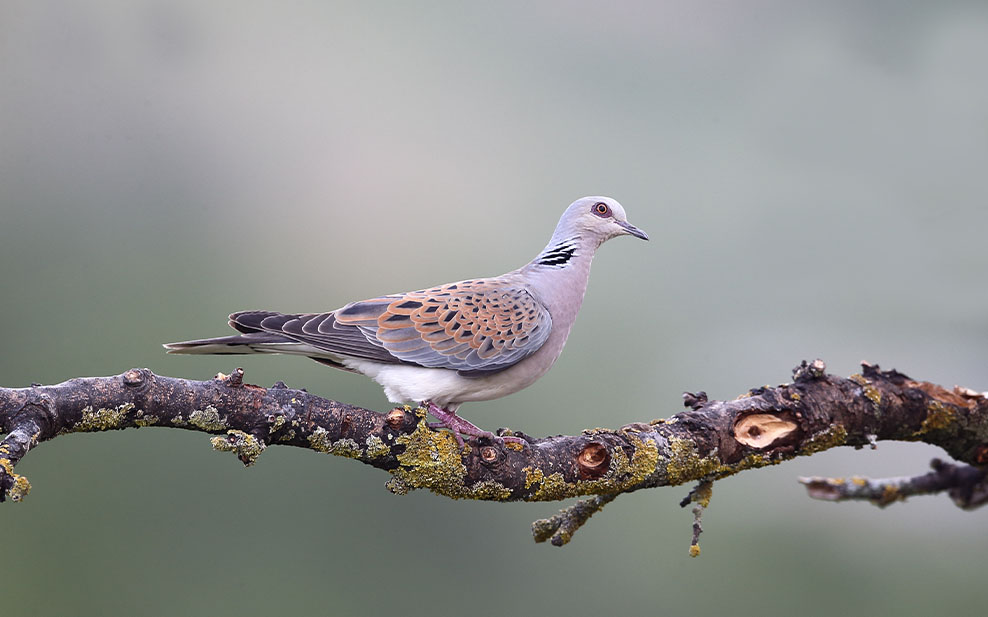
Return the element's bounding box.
[230,278,552,377]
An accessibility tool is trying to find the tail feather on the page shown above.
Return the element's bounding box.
[163,332,296,355]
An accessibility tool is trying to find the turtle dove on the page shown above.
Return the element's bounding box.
[165,196,648,445]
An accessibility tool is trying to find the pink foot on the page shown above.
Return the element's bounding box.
[424,402,526,447]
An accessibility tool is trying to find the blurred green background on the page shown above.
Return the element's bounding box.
[2,1,987,615]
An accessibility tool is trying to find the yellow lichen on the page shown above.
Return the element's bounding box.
[522,467,569,501]
[849,374,882,409]
[918,401,956,434]
[689,545,701,558]
[692,481,713,508]
[665,437,721,486]
[0,458,31,502]
[519,434,660,501]
[524,466,545,490]
[851,476,867,486]
[879,484,903,506]
[387,420,512,500]
[71,403,134,432]
[9,474,31,501]
[189,406,227,432]
[663,425,847,487]
[802,425,848,454]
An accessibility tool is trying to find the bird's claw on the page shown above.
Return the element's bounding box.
[423,402,526,449]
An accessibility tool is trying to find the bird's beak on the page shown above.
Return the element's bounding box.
[617,220,649,241]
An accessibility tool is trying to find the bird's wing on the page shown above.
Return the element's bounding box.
[232,278,552,377]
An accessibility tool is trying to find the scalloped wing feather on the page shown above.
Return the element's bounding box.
[335,278,552,376]
[227,278,552,376]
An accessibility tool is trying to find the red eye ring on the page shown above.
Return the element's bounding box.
[593,202,610,217]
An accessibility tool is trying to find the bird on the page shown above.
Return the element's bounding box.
[164,196,648,446]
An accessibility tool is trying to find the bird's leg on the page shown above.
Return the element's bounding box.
[423,402,525,446]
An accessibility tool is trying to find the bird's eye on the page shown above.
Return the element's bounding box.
[593,202,611,217]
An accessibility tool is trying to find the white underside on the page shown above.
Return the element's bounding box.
[341,358,529,410]
[234,342,543,410]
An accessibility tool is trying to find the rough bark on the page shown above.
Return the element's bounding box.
[2,360,986,552]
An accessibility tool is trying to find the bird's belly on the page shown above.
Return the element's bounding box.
[341,359,548,408]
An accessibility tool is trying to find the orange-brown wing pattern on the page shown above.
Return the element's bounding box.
[334,278,552,375]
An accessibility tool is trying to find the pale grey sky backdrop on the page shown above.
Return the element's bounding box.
[2,2,987,616]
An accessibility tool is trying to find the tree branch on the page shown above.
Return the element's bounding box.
[2,360,986,552]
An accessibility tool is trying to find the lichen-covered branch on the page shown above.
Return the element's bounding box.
[2,361,986,548]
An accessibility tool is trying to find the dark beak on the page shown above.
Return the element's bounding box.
[617,220,649,241]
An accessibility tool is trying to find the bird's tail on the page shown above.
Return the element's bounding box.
[163,333,298,355]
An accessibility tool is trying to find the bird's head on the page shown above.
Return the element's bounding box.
[557,196,648,246]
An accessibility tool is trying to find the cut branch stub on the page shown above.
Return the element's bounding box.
[733,413,799,449]
[577,442,610,479]
[386,407,412,430]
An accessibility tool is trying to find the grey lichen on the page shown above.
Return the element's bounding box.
[133,410,160,427]
[211,429,266,466]
[364,435,391,458]
[308,427,363,458]
[269,414,287,434]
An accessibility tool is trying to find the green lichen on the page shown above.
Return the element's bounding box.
[387,420,512,500]
[917,401,956,434]
[72,403,134,432]
[189,406,227,432]
[0,458,31,502]
[364,435,391,458]
[210,429,265,466]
